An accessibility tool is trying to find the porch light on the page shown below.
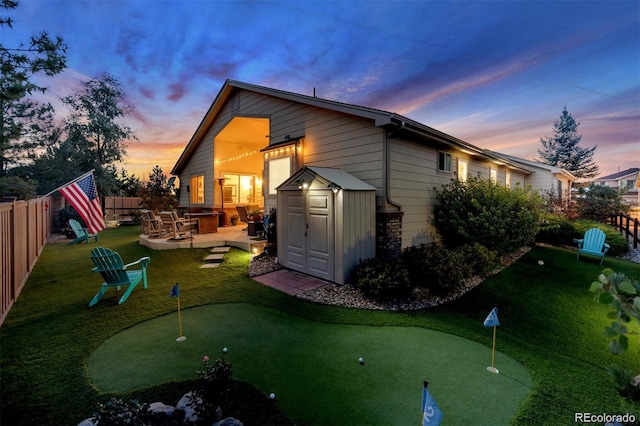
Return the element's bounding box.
[297,179,308,190]
[328,183,340,194]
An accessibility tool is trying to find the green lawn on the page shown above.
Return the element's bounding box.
[89,303,531,425]
[1,226,639,425]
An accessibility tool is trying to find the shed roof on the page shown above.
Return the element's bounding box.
[277,166,376,191]
[306,166,376,191]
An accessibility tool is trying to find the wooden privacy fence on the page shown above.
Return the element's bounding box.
[0,197,52,326]
[608,213,639,249]
[104,196,140,222]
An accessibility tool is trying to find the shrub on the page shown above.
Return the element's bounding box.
[536,213,577,246]
[191,354,233,422]
[607,364,640,402]
[433,177,542,255]
[353,257,412,300]
[453,243,499,277]
[92,397,155,425]
[576,183,629,220]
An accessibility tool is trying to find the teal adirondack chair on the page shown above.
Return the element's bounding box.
[89,247,150,307]
[574,228,610,265]
[68,219,98,245]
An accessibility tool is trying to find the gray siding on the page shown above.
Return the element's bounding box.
[335,189,376,283]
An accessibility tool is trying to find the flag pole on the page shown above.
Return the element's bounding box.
[170,283,186,342]
[490,325,497,371]
[176,296,185,342]
[420,381,428,425]
[41,169,96,197]
[485,305,499,374]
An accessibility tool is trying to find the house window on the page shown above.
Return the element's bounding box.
[222,173,261,204]
[505,172,511,187]
[490,168,497,183]
[190,175,204,204]
[268,157,291,194]
[626,180,635,190]
[457,159,468,182]
[438,152,451,172]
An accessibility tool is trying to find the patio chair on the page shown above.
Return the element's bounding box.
[574,227,610,265]
[141,209,163,237]
[236,206,249,231]
[159,210,198,239]
[67,219,98,245]
[89,247,150,306]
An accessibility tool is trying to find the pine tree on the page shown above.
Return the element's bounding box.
[538,107,599,179]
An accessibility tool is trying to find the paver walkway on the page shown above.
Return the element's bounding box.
[200,246,230,268]
[252,269,329,296]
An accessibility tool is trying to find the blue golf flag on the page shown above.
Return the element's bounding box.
[421,383,443,425]
[169,283,180,299]
[484,307,500,327]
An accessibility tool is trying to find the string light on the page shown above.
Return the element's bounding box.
[215,150,259,164]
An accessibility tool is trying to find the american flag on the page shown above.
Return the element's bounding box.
[59,173,106,234]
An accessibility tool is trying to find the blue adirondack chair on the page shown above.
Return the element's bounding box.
[89,247,150,307]
[574,228,610,265]
[67,219,98,245]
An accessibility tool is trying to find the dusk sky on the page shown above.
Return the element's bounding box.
[7,0,640,180]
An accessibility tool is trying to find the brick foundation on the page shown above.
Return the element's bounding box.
[376,211,403,259]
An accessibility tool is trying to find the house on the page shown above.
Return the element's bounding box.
[592,168,640,205]
[172,80,539,284]
[487,152,576,209]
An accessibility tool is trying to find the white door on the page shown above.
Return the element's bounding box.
[306,191,334,281]
[281,190,334,281]
[282,192,305,270]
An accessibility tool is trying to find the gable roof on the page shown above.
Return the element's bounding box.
[487,151,577,180]
[172,79,532,175]
[277,166,376,191]
[594,167,639,181]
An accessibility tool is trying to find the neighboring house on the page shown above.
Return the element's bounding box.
[487,152,576,209]
[592,167,640,205]
[172,80,539,284]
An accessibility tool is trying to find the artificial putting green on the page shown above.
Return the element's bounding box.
[89,303,532,425]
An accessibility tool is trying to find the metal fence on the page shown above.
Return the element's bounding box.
[0,197,52,325]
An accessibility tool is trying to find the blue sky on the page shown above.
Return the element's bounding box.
[6,0,640,179]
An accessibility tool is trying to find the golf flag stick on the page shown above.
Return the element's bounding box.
[484,306,500,374]
[490,325,497,372]
[420,381,443,425]
[169,283,186,342]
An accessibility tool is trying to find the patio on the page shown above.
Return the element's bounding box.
[138,223,256,251]
[138,223,330,296]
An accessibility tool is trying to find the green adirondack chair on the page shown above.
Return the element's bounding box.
[89,247,150,307]
[574,228,610,265]
[67,219,98,245]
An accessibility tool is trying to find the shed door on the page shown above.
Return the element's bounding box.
[282,190,334,281]
[306,191,334,281]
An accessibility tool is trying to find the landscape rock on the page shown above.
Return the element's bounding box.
[149,401,174,416]
[176,391,201,422]
[248,253,281,277]
[77,418,98,426]
[214,417,244,426]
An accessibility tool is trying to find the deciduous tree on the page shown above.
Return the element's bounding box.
[60,73,137,194]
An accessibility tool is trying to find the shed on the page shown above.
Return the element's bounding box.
[276,166,376,284]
